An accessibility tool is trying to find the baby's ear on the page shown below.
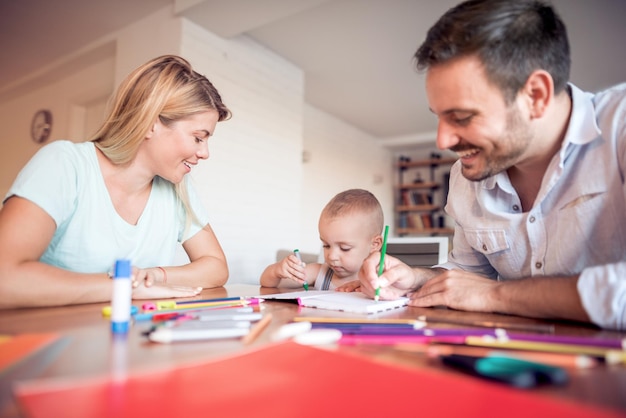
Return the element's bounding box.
[371,234,383,251]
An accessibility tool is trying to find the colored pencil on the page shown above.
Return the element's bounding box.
[175,296,248,305]
[293,317,426,326]
[465,336,615,357]
[134,303,256,322]
[339,335,467,345]
[505,333,626,350]
[311,324,505,337]
[156,298,262,311]
[394,343,599,369]
[416,315,555,334]
[242,313,273,345]
[309,322,424,329]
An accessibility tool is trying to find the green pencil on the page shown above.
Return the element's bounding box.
[375,225,389,302]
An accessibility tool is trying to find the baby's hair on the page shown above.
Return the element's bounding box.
[321,189,384,235]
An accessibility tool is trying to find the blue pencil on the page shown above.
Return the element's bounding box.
[176,296,245,305]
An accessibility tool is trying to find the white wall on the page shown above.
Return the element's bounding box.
[179,20,305,282]
[301,104,394,254]
[0,6,395,284]
[0,58,115,194]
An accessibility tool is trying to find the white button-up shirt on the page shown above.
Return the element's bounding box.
[437,83,626,330]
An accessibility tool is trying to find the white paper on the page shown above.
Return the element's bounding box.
[259,290,409,314]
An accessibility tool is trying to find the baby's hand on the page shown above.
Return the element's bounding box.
[276,255,307,284]
[335,280,361,292]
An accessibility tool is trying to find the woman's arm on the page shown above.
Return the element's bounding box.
[163,223,229,288]
[0,196,115,307]
[0,197,202,308]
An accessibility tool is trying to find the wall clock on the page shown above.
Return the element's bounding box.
[31,109,53,144]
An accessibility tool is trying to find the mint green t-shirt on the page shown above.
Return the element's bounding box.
[5,140,209,274]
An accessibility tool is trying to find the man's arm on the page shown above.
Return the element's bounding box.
[409,269,589,322]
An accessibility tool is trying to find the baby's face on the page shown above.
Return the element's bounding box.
[318,213,378,279]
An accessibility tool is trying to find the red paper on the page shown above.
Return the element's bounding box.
[0,333,59,372]
[15,341,623,418]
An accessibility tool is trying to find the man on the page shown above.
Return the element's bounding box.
[358,0,626,329]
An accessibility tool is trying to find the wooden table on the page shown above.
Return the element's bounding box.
[1,284,625,417]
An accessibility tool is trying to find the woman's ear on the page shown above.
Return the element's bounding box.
[145,119,160,140]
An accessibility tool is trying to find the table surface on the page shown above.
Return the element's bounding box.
[1,284,625,416]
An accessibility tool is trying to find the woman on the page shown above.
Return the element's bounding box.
[0,55,231,308]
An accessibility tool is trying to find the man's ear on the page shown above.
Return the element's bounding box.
[522,70,554,119]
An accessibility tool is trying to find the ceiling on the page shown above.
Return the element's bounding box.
[1,0,625,140]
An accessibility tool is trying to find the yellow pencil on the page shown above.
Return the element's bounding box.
[156,300,249,310]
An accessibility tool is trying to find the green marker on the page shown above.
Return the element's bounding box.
[375,225,390,302]
[294,249,308,291]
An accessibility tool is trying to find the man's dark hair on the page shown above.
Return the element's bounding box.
[415,0,570,103]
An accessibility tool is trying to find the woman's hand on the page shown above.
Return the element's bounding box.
[132,266,167,288]
[131,281,202,299]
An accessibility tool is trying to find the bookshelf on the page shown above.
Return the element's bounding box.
[395,155,456,236]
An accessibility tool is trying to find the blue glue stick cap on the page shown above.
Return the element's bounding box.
[114,259,131,278]
[111,321,130,333]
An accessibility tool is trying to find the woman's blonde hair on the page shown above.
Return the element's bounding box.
[91,55,231,232]
[91,55,230,161]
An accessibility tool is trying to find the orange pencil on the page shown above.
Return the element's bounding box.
[242,313,273,345]
[395,343,599,369]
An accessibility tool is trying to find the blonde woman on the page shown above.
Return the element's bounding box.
[0,55,231,308]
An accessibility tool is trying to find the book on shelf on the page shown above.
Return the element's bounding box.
[409,213,424,230]
[421,213,433,229]
[400,189,410,206]
[411,191,431,205]
[399,191,432,208]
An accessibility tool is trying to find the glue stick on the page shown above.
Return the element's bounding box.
[111,259,132,334]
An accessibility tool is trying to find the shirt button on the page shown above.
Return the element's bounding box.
[482,244,488,251]
[535,262,542,269]
[512,205,520,211]
[529,216,536,223]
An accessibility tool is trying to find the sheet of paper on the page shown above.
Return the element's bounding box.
[259,290,409,314]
